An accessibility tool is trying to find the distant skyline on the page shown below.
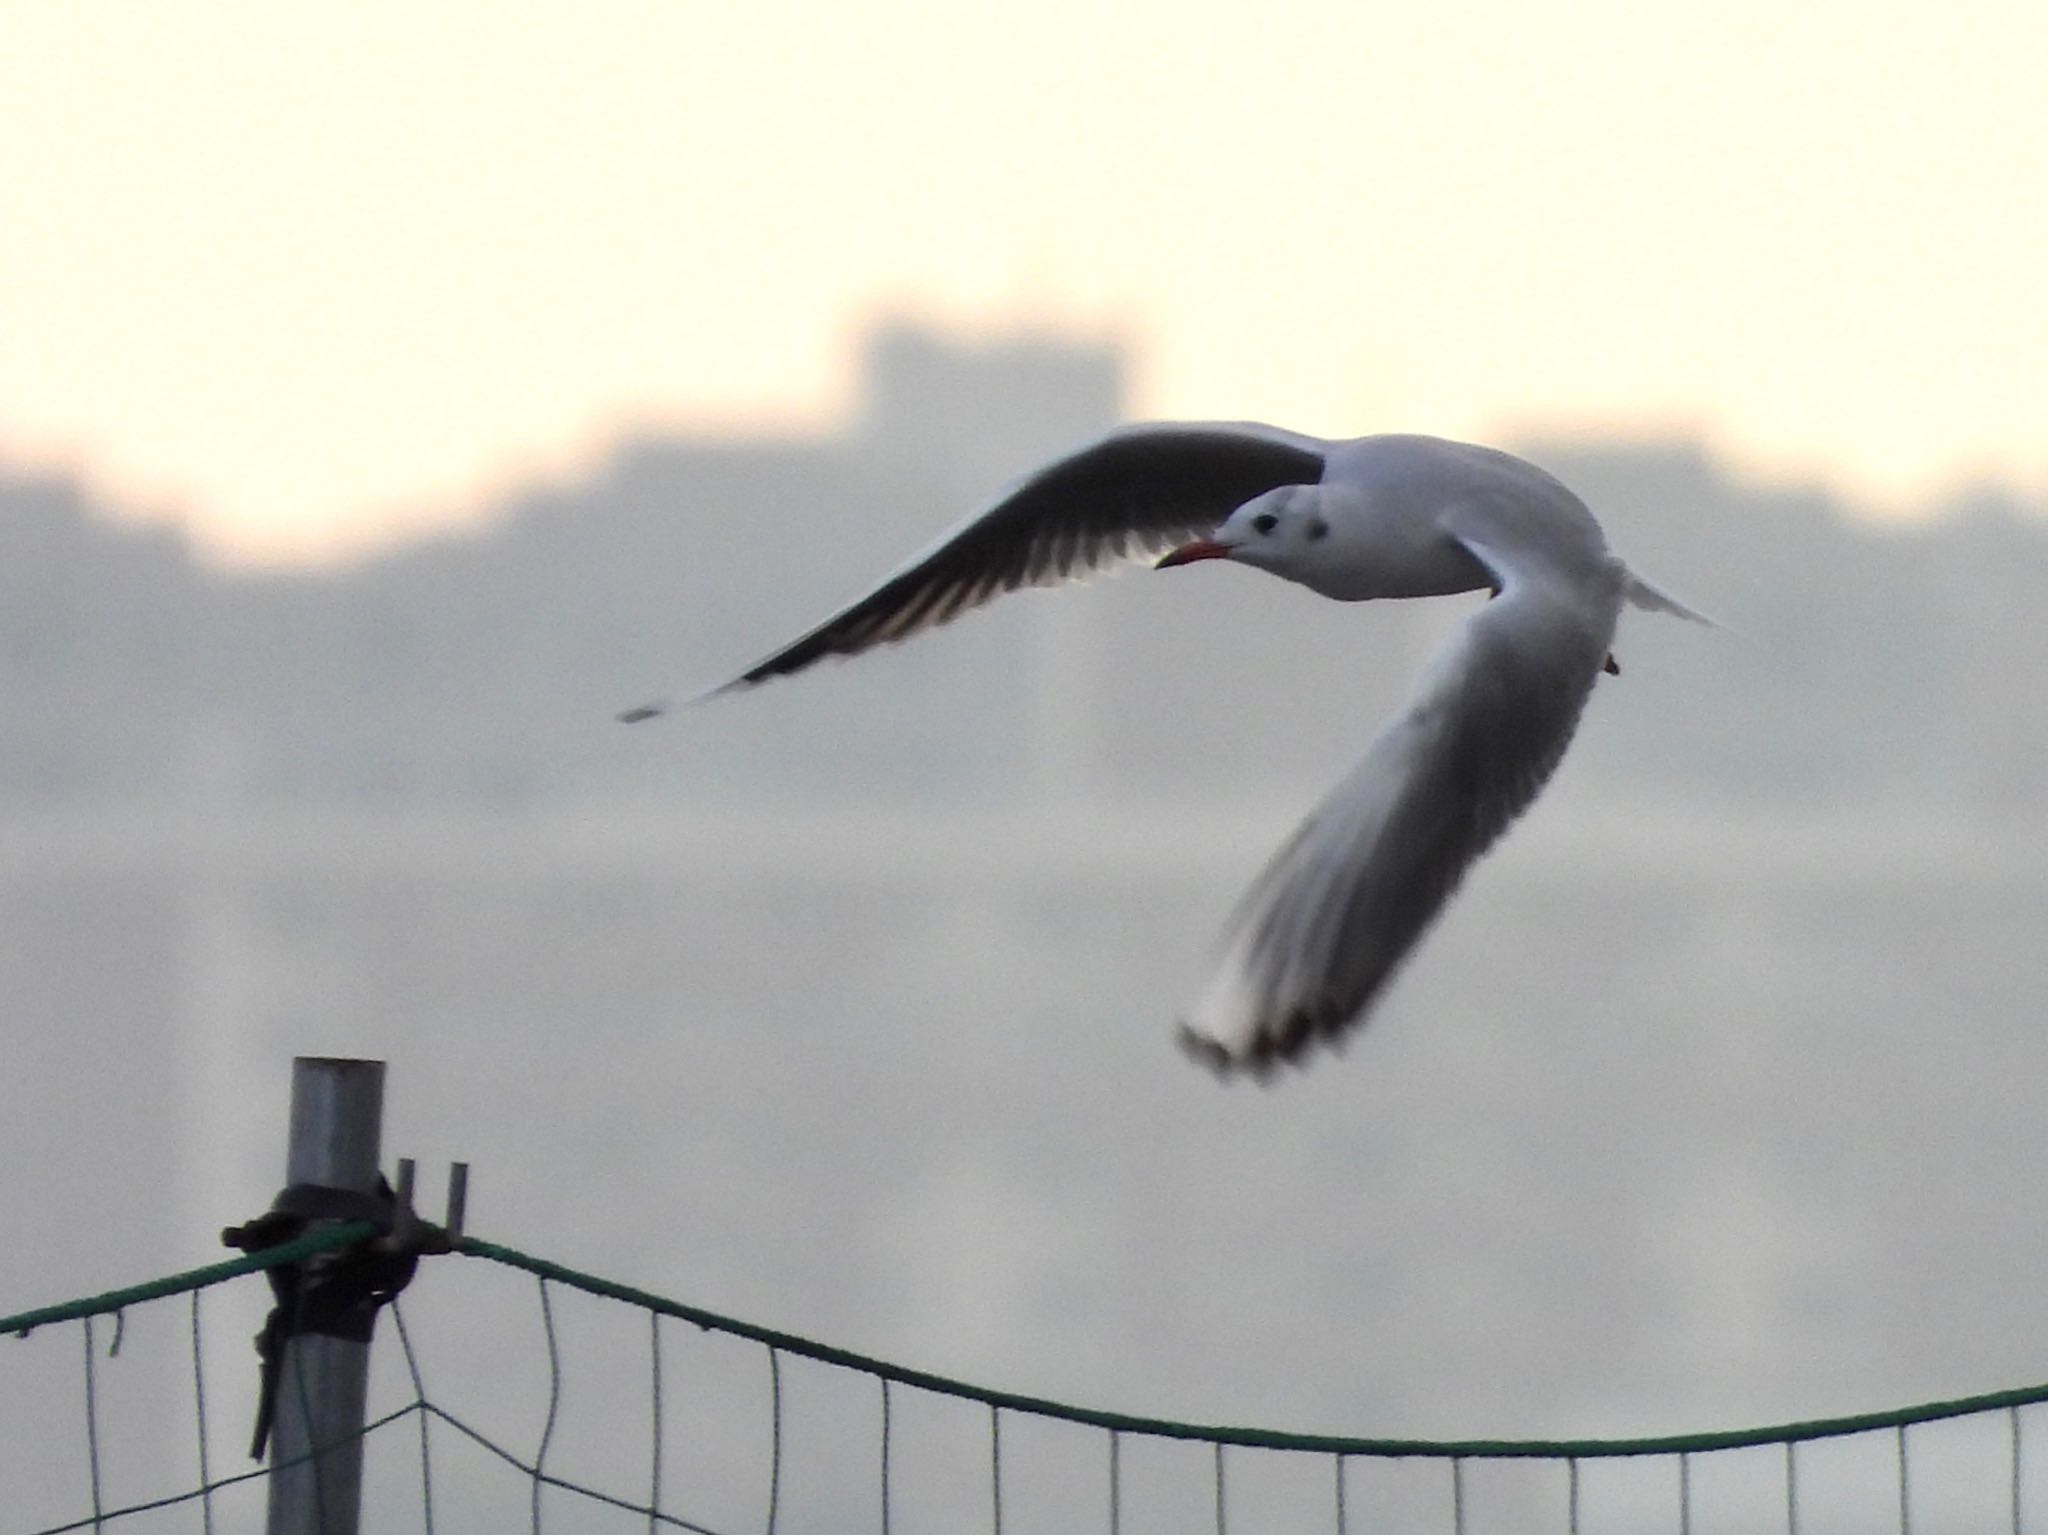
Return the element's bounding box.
[4,2,2045,564]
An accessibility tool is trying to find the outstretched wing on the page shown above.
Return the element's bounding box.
[1177,524,1624,1077]
[706,422,1327,696]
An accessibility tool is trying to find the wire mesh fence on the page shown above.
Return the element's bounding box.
[6,1229,2047,1534]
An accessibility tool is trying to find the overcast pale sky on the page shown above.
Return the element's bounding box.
[3,2,2043,562]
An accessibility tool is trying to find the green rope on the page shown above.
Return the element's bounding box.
[2,1222,378,1338]
[456,1234,2048,1462]
[14,1227,2048,1472]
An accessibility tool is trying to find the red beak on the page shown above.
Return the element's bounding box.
[1155,538,1233,569]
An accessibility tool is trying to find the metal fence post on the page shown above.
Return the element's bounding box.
[266,1056,385,1535]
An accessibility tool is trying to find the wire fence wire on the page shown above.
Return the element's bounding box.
[6,1230,2048,1535]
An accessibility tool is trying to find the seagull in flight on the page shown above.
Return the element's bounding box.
[624,426,1706,1077]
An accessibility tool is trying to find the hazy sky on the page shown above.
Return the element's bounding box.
[4,2,2044,562]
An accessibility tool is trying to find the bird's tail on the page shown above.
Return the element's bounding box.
[1623,569,1716,626]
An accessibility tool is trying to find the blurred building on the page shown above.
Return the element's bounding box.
[0,321,2044,816]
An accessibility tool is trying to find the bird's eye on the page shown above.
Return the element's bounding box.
[1251,512,1278,534]
[1305,516,1329,541]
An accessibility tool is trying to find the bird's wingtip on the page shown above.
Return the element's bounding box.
[1174,1022,1288,1085]
[1175,1023,1236,1077]
[616,673,760,723]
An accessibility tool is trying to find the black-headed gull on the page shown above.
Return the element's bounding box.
[626,427,1705,1077]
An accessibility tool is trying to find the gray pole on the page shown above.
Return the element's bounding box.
[266,1056,385,1535]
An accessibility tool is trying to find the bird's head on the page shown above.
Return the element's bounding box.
[1155,485,1333,581]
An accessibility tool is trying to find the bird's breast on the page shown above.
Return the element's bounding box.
[1307,523,1495,602]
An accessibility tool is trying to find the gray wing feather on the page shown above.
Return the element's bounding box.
[711,422,1327,693]
[1179,527,1622,1076]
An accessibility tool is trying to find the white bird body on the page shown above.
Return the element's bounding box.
[629,426,1705,1077]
